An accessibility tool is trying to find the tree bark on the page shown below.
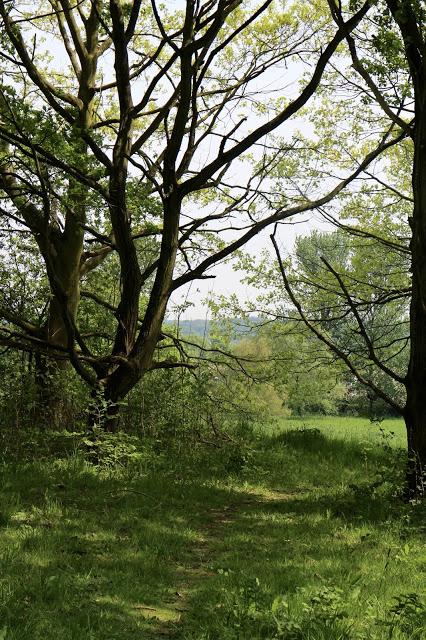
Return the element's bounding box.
[404,98,426,498]
[384,0,426,498]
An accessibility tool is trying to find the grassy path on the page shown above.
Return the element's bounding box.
[148,489,281,637]
[0,417,425,639]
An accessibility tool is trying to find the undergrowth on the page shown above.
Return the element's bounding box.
[0,417,424,639]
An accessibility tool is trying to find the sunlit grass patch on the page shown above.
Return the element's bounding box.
[272,414,406,447]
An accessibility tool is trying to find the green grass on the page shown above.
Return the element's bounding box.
[0,418,425,639]
[267,415,407,447]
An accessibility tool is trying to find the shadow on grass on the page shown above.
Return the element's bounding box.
[171,430,425,639]
[0,429,424,640]
[0,451,249,640]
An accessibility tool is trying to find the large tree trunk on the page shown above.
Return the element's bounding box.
[34,219,84,428]
[95,192,182,431]
[404,77,426,498]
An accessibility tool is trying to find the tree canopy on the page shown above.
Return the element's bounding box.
[0,0,380,407]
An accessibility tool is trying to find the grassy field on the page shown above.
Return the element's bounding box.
[271,415,407,447]
[0,417,425,639]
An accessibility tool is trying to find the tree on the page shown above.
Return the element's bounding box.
[266,0,426,497]
[0,0,377,427]
[385,0,426,498]
[272,227,408,405]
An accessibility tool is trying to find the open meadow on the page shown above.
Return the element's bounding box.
[0,416,425,639]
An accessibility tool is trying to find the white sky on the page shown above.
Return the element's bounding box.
[20,1,361,321]
[168,208,332,320]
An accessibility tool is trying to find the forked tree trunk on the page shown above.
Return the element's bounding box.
[92,192,183,432]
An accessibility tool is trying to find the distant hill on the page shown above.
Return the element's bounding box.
[175,319,210,338]
[165,317,261,339]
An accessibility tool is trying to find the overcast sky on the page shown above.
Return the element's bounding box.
[168,209,331,320]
